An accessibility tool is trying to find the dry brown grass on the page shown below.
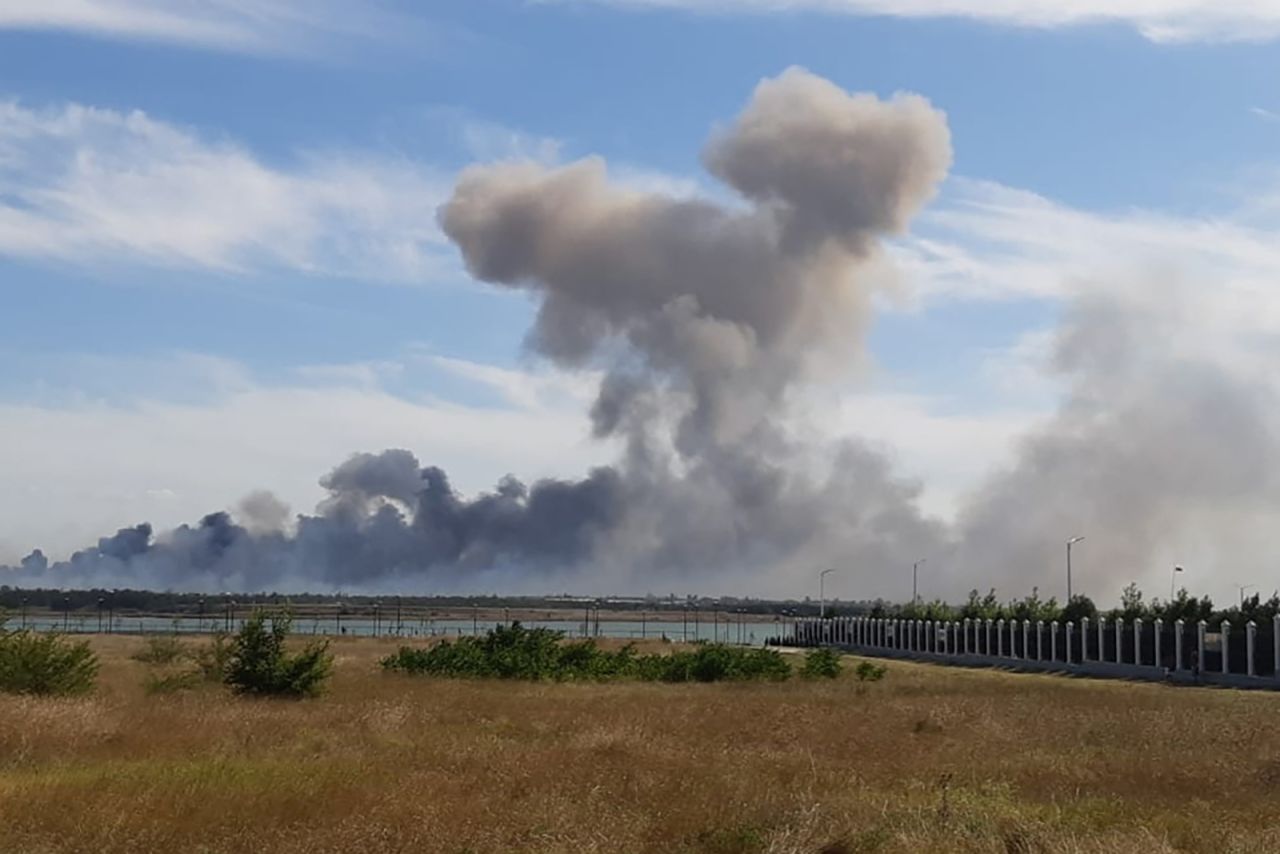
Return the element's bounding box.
[2,636,1279,853]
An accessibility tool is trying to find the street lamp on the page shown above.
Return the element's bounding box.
[912,559,927,605]
[1237,584,1257,607]
[819,569,835,619]
[1170,565,1183,602]
[1066,536,1085,601]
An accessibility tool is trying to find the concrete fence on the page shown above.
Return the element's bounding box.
[784,614,1280,689]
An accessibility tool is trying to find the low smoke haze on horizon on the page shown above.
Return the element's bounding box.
[5,7,1280,607]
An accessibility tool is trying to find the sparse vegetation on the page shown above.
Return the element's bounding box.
[0,625,99,696]
[382,623,790,682]
[800,647,843,679]
[853,660,887,682]
[3,636,1280,852]
[224,612,333,698]
[194,631,233,682]
[131,634,188,665]
[143,669,204,695]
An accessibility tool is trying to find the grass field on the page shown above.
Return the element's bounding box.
[2,636,1279,853]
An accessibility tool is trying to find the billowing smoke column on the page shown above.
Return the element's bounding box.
[953,287,1280,598]
[0,68,955,593]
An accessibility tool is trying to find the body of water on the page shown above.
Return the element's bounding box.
[8,614,788,646]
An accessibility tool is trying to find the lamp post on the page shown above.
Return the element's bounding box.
[1237,584,1257,607]
[1170,565,1183,602]
[1066,536,1085,601]
[819,569,835,619]
[912,559,927,605]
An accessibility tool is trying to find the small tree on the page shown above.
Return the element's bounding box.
[224,612,332,698]
[0,624,99,696]
[800,647,842,679]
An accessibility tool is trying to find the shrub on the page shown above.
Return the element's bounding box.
[224,612,333,698]
[383,624,792,683]
[131,635,188,665]
[382,623,625,681]
[194,632,233,682]
[0,628,99,695]
[853,660,887,682]
[801,647,843,679]
[638,644,791,683]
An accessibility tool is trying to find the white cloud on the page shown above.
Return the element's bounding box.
[0,0,418,55]
[572,0,1280,42]
[0,100,452,281]
[897,178,1280,332]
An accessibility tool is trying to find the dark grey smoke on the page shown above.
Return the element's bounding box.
[3,67,958,594]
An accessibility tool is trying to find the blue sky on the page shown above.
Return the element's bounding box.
[4,1,1280,601]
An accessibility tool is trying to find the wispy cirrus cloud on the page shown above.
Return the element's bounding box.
[0,0,427,56]
[899,177,1280,318]
[568,0,1280,43]
[0,100,453,281]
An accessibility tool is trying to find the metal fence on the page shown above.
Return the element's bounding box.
[783,615,1280,688]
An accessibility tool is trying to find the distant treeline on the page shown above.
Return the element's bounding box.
[0,587,814,616]
[874,584,1280,630]
[2,582,1274,627]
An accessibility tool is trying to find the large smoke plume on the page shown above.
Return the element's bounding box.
[2,68,952,594]
[6,69,1270,601]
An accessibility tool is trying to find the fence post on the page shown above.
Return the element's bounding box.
[1133,618,1143,666]
[1023,620,1031,661]
[963,618,970,654]
[1009,618,1019,659]
[1174,619,1184,671]
[1154,618,1163,669]
[1097,616,1106,664]
[1274,615,1280,679]
[1221,621,1231,674]
[1196,620,1206,673]
[1050,621,1059,661]
[1115,619,1123,664]
[1036,620,1044,660]
[1248,621,1257,677]
[997,619,1005,657]
[1066,621,1075,664]
[1081,617,1090,662]
[985,619,993,656]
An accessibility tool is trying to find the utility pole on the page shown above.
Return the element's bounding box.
[819,569,835,618]
[1066,536,1085,601]
[913,559,927,605]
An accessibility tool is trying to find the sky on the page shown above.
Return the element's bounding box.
[3,0,1280,604]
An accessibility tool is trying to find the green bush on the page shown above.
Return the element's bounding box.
[0,628,99,695]
[194,632,233,682]
[131,635,188,665]
[224,612,333,698]
[853,660,887,682]
[383,623,792,683]
[801,647,843,679]
[637,644,791,683]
